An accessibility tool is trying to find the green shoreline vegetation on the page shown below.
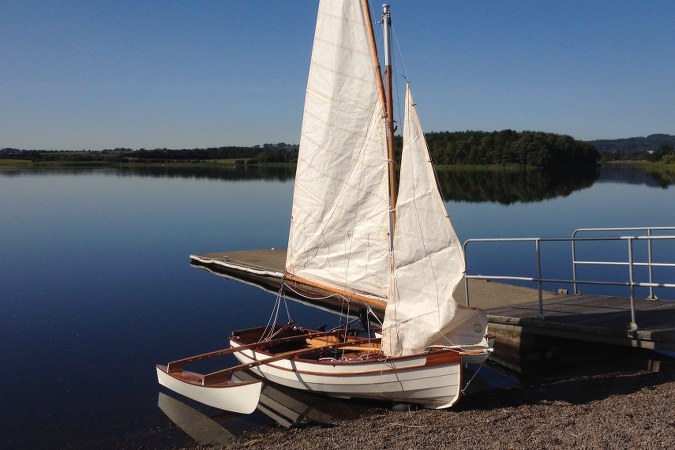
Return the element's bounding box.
[2,130,673,175]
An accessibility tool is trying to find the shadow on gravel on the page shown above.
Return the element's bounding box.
[457,351,674,411]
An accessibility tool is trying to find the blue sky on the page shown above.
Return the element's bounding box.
[2,0,674,150]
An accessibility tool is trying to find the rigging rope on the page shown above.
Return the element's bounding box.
[259,285,293,342]
[282,282,349,305]
[460,357,491,396]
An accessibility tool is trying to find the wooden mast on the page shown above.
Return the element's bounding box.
[362,1,397,236]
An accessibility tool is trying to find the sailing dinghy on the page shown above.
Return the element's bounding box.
[157,0,492,412]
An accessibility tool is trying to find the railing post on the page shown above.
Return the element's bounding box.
[536,239,544,319]
[463,241,471,307]
[647,228,657,300]
[627,237,638,331]
[571,230,579,294]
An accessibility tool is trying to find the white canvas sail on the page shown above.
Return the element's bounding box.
[158,2,493,415]
[285,0,391,299]
[382,85,488,356]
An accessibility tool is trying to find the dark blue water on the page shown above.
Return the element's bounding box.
[1,166,673,448]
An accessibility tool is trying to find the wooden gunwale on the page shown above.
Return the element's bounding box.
[230,340,465,378]
[156,365,261,388]
[202,339,386,385]
[165,328,342,373]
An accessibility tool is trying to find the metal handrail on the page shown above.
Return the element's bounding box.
[572,226,675,299]
[463,231,675,331]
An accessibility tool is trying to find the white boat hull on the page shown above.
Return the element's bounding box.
[229,340,466,409]
[156,365,262,414]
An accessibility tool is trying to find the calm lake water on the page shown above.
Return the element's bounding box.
[1,165,673,448]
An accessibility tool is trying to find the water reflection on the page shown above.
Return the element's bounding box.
[436,167,599,204]
[108,165,296,182]
[158,392,237,447]
[0,164,295,181]
[157,370,373,445]
[232,371,362,427]
[157,364,519,447]
[2,164,671,199]
[597,164,675,188]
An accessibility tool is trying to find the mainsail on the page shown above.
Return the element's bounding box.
[287,0,488,356]
[285,0,391,300]
[381,85,488,356]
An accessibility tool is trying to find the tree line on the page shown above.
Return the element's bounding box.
[600,143,674,164]
[2,131,600,168]
[590,134,675,154]
[0,144,299,164]
[420,130,598,169]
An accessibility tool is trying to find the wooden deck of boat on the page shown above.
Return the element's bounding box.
[190,249,675,359]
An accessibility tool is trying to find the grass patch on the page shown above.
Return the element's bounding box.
[0,159,33,167]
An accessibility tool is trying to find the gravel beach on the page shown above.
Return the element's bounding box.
[197,353,675,450]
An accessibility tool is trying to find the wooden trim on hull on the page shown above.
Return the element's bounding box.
[166,327,341,373]
[230,341,461,376]
[228,340,466,408]
[235,353,463,409]
[202,338,387,385]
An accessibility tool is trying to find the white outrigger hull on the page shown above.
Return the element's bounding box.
[230,341,465,409]
[156,365,261,414]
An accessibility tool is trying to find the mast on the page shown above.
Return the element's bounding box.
[361,0,397,240]
[382,3,398,232]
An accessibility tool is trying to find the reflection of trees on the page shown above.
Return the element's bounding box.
[643,169,675,188]
[5,164,670,201]
[598,165,675,189]
[2,165,296,182]
[110,165,296,182]
[435,168,599,205]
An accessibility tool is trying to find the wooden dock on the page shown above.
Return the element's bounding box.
[190,249,675,371]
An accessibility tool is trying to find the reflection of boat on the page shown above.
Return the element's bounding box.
[157,392,236,447]
[231,370,342,427]
[158,376,359,445]
[157,0,491,411]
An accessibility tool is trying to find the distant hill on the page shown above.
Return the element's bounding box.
[589,134,675,154]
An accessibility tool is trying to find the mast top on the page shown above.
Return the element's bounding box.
[382,4,391,67]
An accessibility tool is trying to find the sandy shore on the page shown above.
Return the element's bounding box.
[179,353,674,450]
